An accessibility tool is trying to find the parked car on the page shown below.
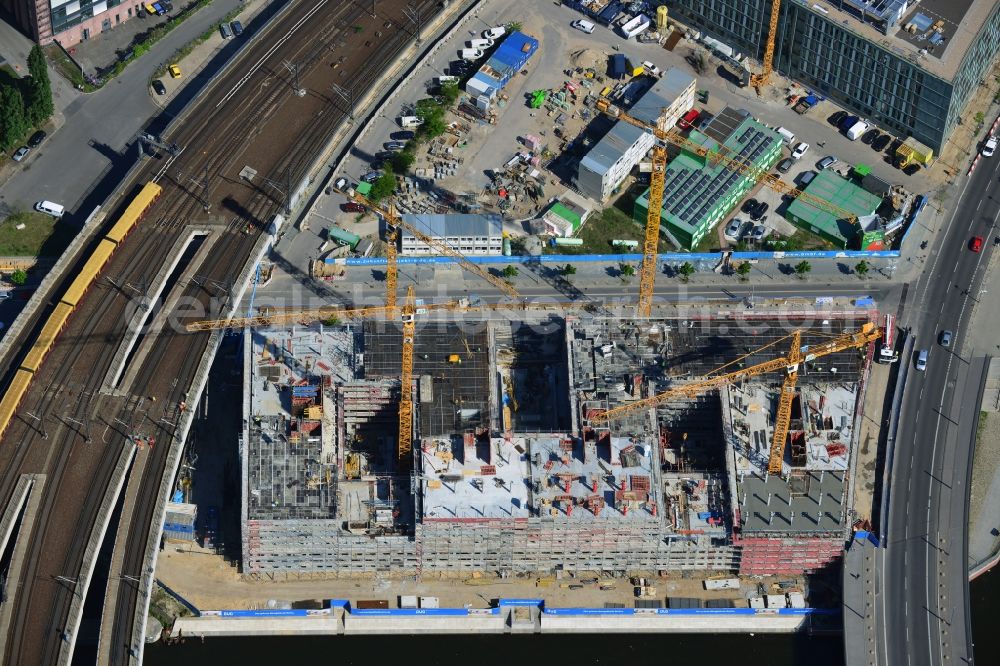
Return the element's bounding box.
[11,146,29,162]
[343,202,366,213]
[385,141,407,151]
[903,163,921,176]
[829,110,847,127]
[750,202,769,221]
[983,136,998,158]
[362,171,382,183]
[939,330,953,347]
[749,225,769,242]
[334,177,348,190]
[571,19,595,33]
[169,64,182,78]
[817,155,837,170]
[872,133,892,152]
[219,22,232,39]
[861,128,879,144]
[741,198,759,214]
[677,109,700,130]
[791,142,809,160]
[370,159,387,170]
[970,235,984,252]
[230,20,244,36]
[777,157,794,173]
[724,218,744,241]
[392,130,415,141]
[27,130,46,148]
[483,26,506,40]
[798,170,817,187]
[151,79,166,95]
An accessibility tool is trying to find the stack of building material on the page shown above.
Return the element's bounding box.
[164,502,197,542]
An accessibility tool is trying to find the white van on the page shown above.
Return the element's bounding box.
[435,75,458,85]
[399,116,424,129]
[483,26,506,40]
[460,48,484,61]
[34,201,64,218]
[572,19,596,34]
[467,38,493,49]
[776,127,795,145]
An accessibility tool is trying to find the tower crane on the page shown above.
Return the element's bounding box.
[749,0,783,92]
[595,98,857,318]
[591,323,881,473]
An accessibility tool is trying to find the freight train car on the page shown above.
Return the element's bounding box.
[105,182,162,244]
[0,370,34,438]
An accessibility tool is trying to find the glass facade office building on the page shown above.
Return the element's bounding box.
[667,0,1000,152]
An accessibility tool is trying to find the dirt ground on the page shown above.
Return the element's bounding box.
[155,543,802,611]
[851,359,892,522]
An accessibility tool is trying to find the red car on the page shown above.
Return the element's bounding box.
[677,109,700,130]
[343,202,366,213]
[970,236,984,252]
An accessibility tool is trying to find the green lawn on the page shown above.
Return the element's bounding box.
[0,211,76,256]
[548,207,670,255]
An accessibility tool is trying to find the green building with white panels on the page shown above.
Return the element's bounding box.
[666,0,1000,152]
[784,170,881,248]
[633,109,782,250]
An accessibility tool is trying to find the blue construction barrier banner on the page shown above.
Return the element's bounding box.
[350,608,477,617]
[543,607,636,615]
[498,598,545,607]
[343,249,900,267]
[328,599,350,609]
[213,609,312,618]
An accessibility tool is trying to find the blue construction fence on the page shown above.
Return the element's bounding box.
[339,249,900,268]
[854,530,882,547]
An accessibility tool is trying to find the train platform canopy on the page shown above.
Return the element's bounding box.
[785,170,882,249]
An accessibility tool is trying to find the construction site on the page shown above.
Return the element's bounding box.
[239,309,876,579]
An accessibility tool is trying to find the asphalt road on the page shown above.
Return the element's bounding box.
[876,150,998,664]
[0,0,247,217]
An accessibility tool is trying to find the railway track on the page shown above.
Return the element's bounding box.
[0,0,445,662]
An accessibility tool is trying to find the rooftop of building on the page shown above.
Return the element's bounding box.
[630,67,697,127]
[246,326,358,520]
[737,469,847,534]
[634,110,781,235]
[363,321,493,436]
[725,383,858,477]
[399,213,502,240]
[785,169,881,245]
[578,120,649,176]
[794,0,990,80]
[420,435,531,520]
[526,435,661,523]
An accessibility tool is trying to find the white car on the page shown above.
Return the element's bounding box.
[749,225,769,242]
[983,136,997,157]
[483,26,506,40]
[724,218,744,241]
[791,142,810,160]
[571,19,595,34]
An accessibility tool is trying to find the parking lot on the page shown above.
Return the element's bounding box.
[276,0,936,272]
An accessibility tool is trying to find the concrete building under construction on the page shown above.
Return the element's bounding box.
[240,312,874,578]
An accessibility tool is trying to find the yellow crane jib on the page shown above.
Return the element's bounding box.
[591,324,881,425]
[750,0,783,91]
[398,286,416,465]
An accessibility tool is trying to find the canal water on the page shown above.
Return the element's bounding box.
[144,569,1000,664]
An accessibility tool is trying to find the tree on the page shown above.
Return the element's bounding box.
[9,269,27,285]
[794,260,812,279]
[26,45,53,126]
[369,167,396,203]
[390,149,415,174]
[619,262,635,281]
[0,85,28,151]
[736,262,752,281]
[322,316,341,327]
[678,261,695,283]
[560,263,576,276]
[501,265,519,279]
[855,260,870,278]
[440,81,460,106]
